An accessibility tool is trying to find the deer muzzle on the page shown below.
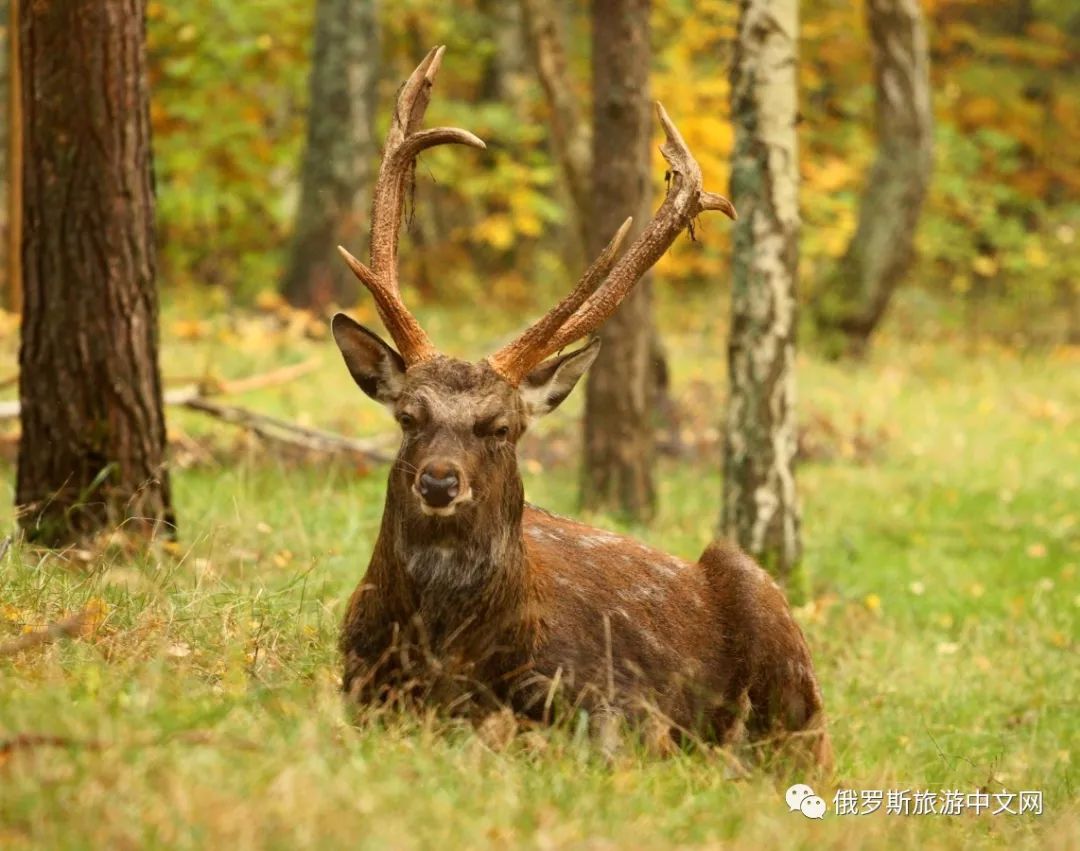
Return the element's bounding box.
[414,460,470,515]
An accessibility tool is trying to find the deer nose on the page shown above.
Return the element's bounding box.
[417,463,461,508]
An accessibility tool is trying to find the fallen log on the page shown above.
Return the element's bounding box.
[181,397,393,463]
[0,358,395,463]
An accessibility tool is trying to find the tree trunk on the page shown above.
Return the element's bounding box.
[479,0,526,103]
[722,0,802,581]
[519,0,591,251]
[811,0,933,357]
[581,0,656,521]
[16,0,173,545]
[4,0,22,313]
[280,0,378,311]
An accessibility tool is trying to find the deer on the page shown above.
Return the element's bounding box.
[332,47,832,770]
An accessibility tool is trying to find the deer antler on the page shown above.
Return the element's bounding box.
[487,103,735,385]
[338,46,486,366]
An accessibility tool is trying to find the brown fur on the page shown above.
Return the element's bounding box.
[336,353,832,769]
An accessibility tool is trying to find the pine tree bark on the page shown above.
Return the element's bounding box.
[811,0,933,357]
[581,0,657,521]
[4,0,22,313]
[16,0,173,545]
[281,0,378,310]
[722,0,802,580]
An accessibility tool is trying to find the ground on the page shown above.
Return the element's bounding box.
[0,291,1076,849]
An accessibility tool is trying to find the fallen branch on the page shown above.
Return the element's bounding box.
[0,610,87,658]
[0,733,104,758]
[182,398,394,463]
[0,359,322,419]
[163,357,322,404]
[0,358,396,464]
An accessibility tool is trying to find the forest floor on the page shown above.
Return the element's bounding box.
[0,293,1076,849]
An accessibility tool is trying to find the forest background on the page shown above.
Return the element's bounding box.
[0,1,1076,848]
[2,0,1074,343]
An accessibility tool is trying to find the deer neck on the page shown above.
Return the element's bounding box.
[371,464,530,643]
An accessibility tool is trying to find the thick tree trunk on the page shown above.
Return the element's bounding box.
[582,0,657,521]
[811,0,933,357]
[281,0,378,310]
[722,0,802,581]
[4,0,22,313]
[16,0,173,545]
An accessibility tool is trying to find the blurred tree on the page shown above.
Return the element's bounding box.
[583,0,658,520]
[810,0,933,357]
[519,0,590,250]
[722,0,801,581]
[16,0,173,545]
[522,0,660,521]
[3,0,21,313]
[478,0,525,102]
[280,0,378,310]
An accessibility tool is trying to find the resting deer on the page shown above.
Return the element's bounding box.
[333,47,831,768]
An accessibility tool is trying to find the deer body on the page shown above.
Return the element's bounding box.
[332,47,831,767]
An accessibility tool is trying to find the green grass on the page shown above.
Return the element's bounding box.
[0,295,1077,849]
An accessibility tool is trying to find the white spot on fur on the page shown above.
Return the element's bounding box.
[616,584,667,604]
[527,526,563,543]
[578,532,624,549]
[649,561,677,579]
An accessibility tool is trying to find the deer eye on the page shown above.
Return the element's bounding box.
[475,418,510,439]
[397,412,417,430]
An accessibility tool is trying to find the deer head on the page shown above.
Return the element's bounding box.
[331,46,734,530]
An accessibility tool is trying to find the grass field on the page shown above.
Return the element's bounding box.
[0,293,1076,849]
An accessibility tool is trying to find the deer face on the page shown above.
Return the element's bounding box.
[332,314,599,520]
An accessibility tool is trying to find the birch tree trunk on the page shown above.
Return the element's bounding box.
[281,0,378,310]
[722,0,802,580]
[811,0,933,357]
[16,0,173,545]
[581,0,657,521]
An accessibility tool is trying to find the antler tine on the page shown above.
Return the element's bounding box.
[487,103,735,384]
[486,217,633,384]
[340,46,486,366]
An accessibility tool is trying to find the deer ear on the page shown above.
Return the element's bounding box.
[519,338,601,420]
[331,313,406,407]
